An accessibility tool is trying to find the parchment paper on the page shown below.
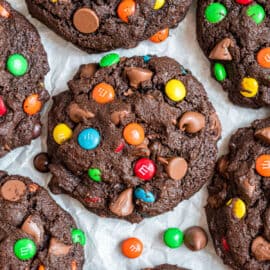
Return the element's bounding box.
[2,1,270,269]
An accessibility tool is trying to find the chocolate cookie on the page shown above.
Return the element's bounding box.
[25,0,192,53]
[0,0,49,158]
[0,171,85,269]
[197,1,270,108]
[46,55,220,223]
[143,265,189,270]
[206,117,270,269]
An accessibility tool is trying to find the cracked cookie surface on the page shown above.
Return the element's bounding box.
[47,55,220,223]
[0,171,85,270]
[206,117,270,270]
[0,0,49,158]
[197,0,270,108]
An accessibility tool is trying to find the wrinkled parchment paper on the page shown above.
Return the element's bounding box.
[2,1,270,269]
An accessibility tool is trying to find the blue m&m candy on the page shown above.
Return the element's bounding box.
[143,55,151,63]
[78,128,100,150]
[134,187,155,203]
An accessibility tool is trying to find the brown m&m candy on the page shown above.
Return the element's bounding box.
[184,226,208,251]
[0,179,26,201]
[33,153,50,173]
[73,8,99,34]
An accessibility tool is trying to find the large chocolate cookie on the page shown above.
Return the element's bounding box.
[46,55,220,223]
[197,1,270,108]
[143,265,189,270]
[0,171,85,269]
[0,0,49,158]
[25,0,192,53]
[206,117,270,269]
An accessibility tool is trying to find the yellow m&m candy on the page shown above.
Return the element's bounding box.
[165,79,187,102]
[226,198,246,219]
[154,0,165,10]
[53,123,73,145]
[240,77,259,98]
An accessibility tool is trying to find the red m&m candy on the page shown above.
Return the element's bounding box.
[0,96,7,116]
[134,158,156,181]
[236,0,253,5]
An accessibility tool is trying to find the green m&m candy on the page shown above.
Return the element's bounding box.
[163,228,184,248]
[7,53,28,76]
[205,3,227,24]
[100,53,120,67]
[14,238,37,260]
[214,63,227,81]
[88,168,102,182]
[246,4,265,25]
[71,229,86,246]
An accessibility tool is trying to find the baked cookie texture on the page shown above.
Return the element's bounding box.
[25,0,192,53]
[197,0,270,108]
[143,265,189,270]
[206,117,270,270]
[0,0,49,158]
[47,55,221,223]
[0,171,85,269]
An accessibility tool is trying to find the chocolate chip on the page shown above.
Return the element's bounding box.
[209,38,233,61]
[209,112,222,141]
[33,153,50,173]
[179,112,206,133]
[184,226,208,251]
[109,188,134,217]
[49,238,72,256]
[73,8,99,34]
[111,110,129,125]
[79,63,98,79]
[0,179,26,202]
[32,122,42,139]
[255,126,270,144]
[125,67,153,88]
[132,140,150,157]
[251,236,270,261]
[166,157,188,181]
[217,156,229,176]
[21,215,44,244]
[67,103,95,123]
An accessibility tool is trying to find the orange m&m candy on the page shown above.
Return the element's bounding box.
[256,154,270,177]
[123,123,145,145]
[121,237,143,259]
[38,265,45,270]
[23,94,42,115]
[257,47,270,69]
[149,28,169,43]
[117,0,136,23]
[0,4,10,18]
[71,260,77,270]
[92,82,115,104]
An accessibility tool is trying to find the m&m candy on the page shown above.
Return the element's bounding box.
[71,229,86,246]
[121,237,143,258]
[14,238,37,260]
[163,228,184,248]
[88,168,102,182]
[240,77,258,98]
[92,82,115,104]
[214,63,227,81]
[149,28,169,43]
[23,94,42,115]
[0,96,7,117]
[205,3,227,24]
[154,0,165,10]
[246,4,265,25]
[134,187,155,203]
[117,0,136,23]
[100,53,120,67]
[257,48,270,69]
[53,123,73,145]
[165,79,186,102]
[134,158,156,181]
[123,123,145,145]
[226,198,246,219]
[0,4,9,18]
[236,0,253,4]
[7,53,28,77]
[256,154,270,177]
[78,128,101,150]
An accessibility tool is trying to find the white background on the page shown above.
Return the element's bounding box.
[2,1,270,269]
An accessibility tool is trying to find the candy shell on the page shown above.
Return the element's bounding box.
[53,123,73,145]
[121,237,143,258]
[163,228,184,248]
[149,28,169,43]
[165,79,186,102]
[134,188,155,203]
[78,128,101,150]
[23,94,42,115]
[117,0,136,23]
[205,3,227,24]
[7,53,28,77]
[14,238,37,261]
[100,53,120,67]
[123,123,145,145]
